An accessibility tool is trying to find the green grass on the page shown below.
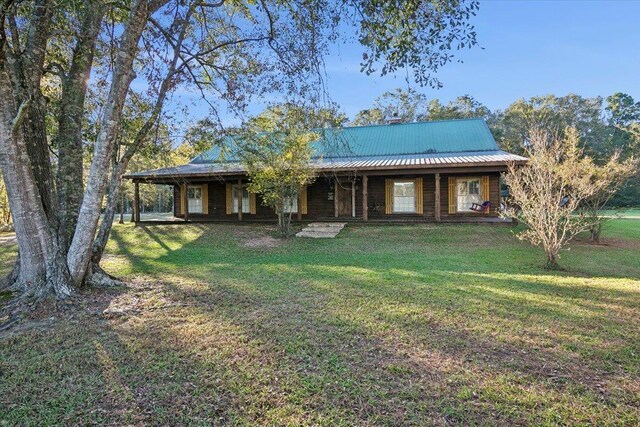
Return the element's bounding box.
[598,208,640,219]
[1,221,639,426]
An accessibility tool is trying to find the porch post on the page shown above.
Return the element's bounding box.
[434,173,441,222]
[297,187,302,222]
[133,181,140,223]
[362,175,368,221]
[351,179,356,217]
[334,179,339,218]
[183,183,189,222]
[237,178,243,221]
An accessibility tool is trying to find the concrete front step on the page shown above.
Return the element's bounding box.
[296,222,347,238]
[300,227,345,233]
[306,222,347,228]
[296,231,340,238]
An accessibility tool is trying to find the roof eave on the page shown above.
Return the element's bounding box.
[126,159,527,182]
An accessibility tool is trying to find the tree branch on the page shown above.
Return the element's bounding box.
[11,99,30,136]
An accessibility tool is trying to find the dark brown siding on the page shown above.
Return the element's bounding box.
[306,178,335,218]
[172,171,503,222]
[175,179,320,221]
[173,185,181,217]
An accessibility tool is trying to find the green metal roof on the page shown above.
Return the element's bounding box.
[191,118,499,164]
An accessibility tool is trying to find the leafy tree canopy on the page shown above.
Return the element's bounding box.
[234,104,329,235]
[427,95,491,121]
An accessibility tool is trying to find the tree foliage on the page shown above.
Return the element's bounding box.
[235,105,337,236]
[492,93,640,206]
[603,93,640,206]
[503,128,631,269]
[352,89,492,126]
[491,94,604,155]
[427,95,491,121]
[579,154,637,243]
[351,88,428,126]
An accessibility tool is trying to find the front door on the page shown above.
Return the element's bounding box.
[336,181,352,217]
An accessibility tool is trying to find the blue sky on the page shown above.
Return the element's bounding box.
[323,0,640,118]
[173,1,640,126]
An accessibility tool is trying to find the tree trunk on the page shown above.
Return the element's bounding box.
[91,161,126,265]
[1,0,172,299]
[544,250,560,270]
[0,70,73,299]
[89,4,190,270]
[67,0,163,286]
[589,223,602,244]
[56,2,105,250]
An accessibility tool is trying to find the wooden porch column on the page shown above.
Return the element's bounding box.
[297,187,302,222]
[237,178,243,221]
[183,183,190,222]
[351,180,356,217]
[362,175,368,221]
[334,179,339,218]
[133,182,140,223]
[434,173,441,222]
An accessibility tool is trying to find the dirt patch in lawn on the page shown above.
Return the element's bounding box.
[243,235,283,249]
[574,236,640,250]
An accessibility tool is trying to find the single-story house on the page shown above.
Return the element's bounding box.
[125,118,527,223]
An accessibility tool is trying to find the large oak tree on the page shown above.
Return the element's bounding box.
[1,0,480,300]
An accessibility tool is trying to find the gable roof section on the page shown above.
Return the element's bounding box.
[191,118,500,164]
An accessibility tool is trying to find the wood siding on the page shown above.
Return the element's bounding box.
[172,172,502,222]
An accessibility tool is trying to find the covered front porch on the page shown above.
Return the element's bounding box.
[129,168,511,225]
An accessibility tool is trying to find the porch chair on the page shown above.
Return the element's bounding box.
[470,200,492,214]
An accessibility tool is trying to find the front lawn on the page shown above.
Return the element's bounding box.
[1,221,639,426]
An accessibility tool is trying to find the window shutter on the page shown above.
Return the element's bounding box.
[448,177,456,214]
[385,179,393,214]
[300,186,308,215]
[249,192,257,214]
[225,183,233,214]
[481,176,490,201]
[415,177,423,214]
[180,184,187,215]
[202,184,209,214]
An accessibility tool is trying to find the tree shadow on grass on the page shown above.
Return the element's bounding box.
[84,224,640,425]
[139,268,639,425]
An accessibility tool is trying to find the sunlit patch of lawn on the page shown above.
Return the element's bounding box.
[1,220,639,426]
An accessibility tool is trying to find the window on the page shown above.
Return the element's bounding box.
[283,195,298,213]
[232,184,250,213]
[393,181,416,213]
[187,185,203,214]
[456,178,481,212]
